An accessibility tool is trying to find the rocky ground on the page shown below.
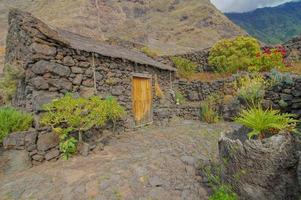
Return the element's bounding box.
[0,119,238,200]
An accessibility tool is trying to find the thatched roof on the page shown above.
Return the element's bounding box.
[9,9,176,72]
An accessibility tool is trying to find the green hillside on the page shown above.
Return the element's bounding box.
[226,1,301,44]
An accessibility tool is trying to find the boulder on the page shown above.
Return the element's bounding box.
[3,132,25,149]
[37,132,59,151]
[32,90,61,111]
[219,133,299,200]
[31,76,49,90]
[32,60,71,77]
[77,142,90,157]
[30,42,56,56]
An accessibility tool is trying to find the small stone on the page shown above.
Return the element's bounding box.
[37,132,59,151]
[45,149,60,161]
[149,176,164,187]
[82,79,94,87]
[73,74,83,85]
[63,56,75,66]
[26,144,37,152]
[32,154,44,162]
[31,77,49,90]
[281,94,293,101]
[181,156,195,166]
[71,67,83,74]
[79,61,90,68]
[77,142,90,157]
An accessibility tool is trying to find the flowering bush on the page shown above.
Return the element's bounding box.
[252,46,286,71]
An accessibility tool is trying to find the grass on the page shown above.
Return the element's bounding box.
[0,106,33,142]
[280,62,301,75]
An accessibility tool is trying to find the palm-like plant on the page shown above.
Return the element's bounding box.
[235,106,298,139]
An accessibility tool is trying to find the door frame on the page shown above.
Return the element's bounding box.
[131,72,153,127]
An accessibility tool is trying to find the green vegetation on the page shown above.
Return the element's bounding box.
[209,36,285,73]
[236,74,266,105]
[209,36,261,73]
[59,135,77,160]
[0,64,24,104]
[175,90,186,105]
[0,106,33,142]
[140,46,161,58]
[226,1,301,44]
[41,94,125,159]
[209,185,238,200]
[171,57,197,78]
[202,162,238,200]
[235,106,298,139]
[200,94,220,124]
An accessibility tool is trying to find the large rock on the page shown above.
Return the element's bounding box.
[30,42,57,56]
[219,133,299,200]
[32,60,71,77]
[0,150,32,175]
[37,132,59,151]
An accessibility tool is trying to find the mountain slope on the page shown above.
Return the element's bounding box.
[0,0,245,56]
[226,1,301,44]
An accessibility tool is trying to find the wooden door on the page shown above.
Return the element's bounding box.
[132,76,153,126]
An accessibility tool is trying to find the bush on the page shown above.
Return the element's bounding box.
[209,36,286,73]
[0,64,24,104]
[0,106,33,142]
[59,136,77,160]
[171,57,197,78]
[209,36,261,73]
[236,74,266,105]
[200,93,220,123]
[41,94,125,159]
[209,185,238,200]
[235,105,298,139]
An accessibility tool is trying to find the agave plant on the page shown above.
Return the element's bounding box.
[235,106,298,139]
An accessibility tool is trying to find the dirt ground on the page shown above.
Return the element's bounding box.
[0,119,238,200]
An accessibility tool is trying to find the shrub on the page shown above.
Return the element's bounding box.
[175,90,186,105]
[252,47,286,71]
[236,74,266,105]
[209,36,261,73]
[41,94,125,159]
[209,36,286,73]
[235,106,298,139]
[0,106,33,142]
[171,57,197,78]
[209,185,238,200]
[200,93,220,123]
[0,64,24,104]
[59,136,77,160]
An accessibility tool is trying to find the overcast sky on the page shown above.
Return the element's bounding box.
[210,0,295,13]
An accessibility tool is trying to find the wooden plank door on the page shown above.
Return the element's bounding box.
[132,76,153,126]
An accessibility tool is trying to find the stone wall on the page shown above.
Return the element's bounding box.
[264,75,301,120]
[284,36,301,62]
[175,76,236,102]
[162,49,211,72]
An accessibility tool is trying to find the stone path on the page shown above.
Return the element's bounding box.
[0,120,238,200]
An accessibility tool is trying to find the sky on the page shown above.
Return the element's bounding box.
[210,0,295,13]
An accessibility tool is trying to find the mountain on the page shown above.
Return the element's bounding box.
[0,0,245,58]
[226,1,301,45]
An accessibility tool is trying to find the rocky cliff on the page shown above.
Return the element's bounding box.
[0,0,245,59]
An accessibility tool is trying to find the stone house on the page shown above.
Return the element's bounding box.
[5,9,177,129]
